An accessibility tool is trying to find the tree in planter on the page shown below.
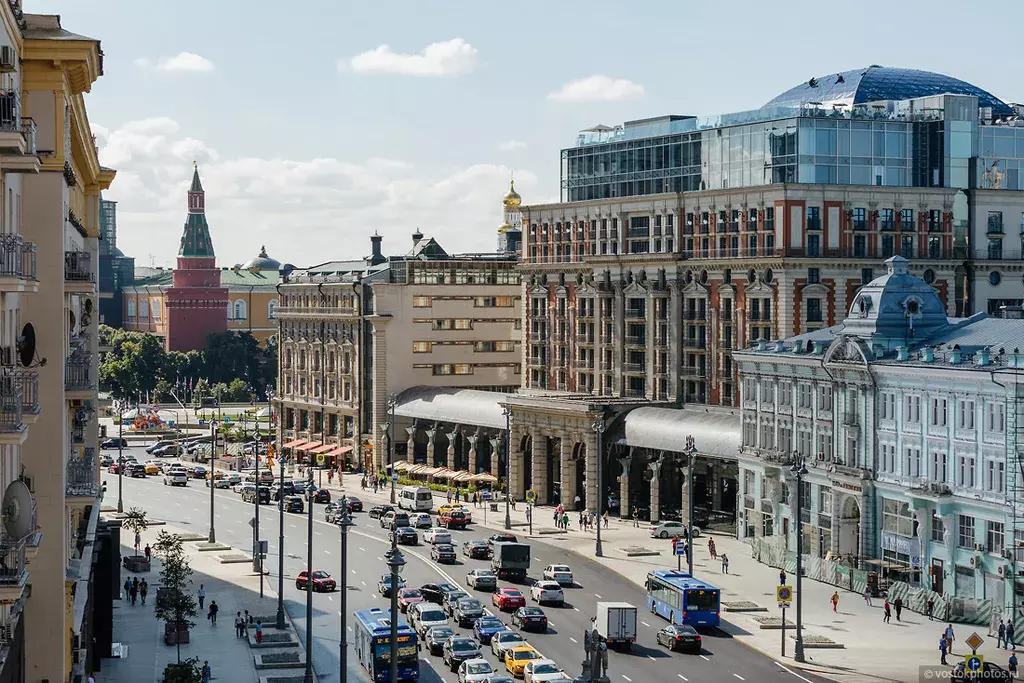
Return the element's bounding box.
[122,507,149,565]
[152,531,197,663]
[162,656,202,683]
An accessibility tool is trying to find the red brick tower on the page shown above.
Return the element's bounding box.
[164,163,228,351]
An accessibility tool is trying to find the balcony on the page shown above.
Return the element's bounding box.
[685,338,707,350]
[653,336,668,349]
[841,412,859,427]
[683,365,707,378]
[624,308,645,320]
[64,251,95,293]
[624,335,646,347]
[0,537,28,602]
[0,387,24,445]
[0,234,37,292]
[575,334,594,346]
[527,356,546,368]
[66,448,99,498]
[65,354,95,395]
[599,360,613,371]
[529,329,548,343]
[623,388,646,399]
[0,91,40,174]
[622,362,645,373]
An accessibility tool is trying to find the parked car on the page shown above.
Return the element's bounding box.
[397,587,424,613]
[280,495,305,513]
[472,615,506,644]
[466,569,498,592]
[424,527,453,545]
[463,540,492,560]
[431,543,457,564]
[390,527,419,546]
[295,570,335,592]
[491,630,527,659]
[410,512,432,529]
[378,573,406,597]
[128,464,148,478]
[649,520,699,539]
[367,504,393,519]
[458,658,495,683]
[424,625,455,655]
[541,565,574,586]
[443,637,482,673]
[419,582,461,605]
[511,607,548,632]
[492,587,526,612]
[530,581,564,606]
[101,438,128,449]
[655,624,702,654]
[454,597,485,627]
[163,468,189,486]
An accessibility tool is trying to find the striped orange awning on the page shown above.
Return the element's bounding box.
[282,439,308,449]
[311,443,336,454]
[326,446,353,456]
[296,442,319,451]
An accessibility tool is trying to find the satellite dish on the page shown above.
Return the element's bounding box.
[2,479,33,540]
[16,324,35,368]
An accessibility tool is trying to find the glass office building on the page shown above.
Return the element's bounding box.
[561,66,1024,202]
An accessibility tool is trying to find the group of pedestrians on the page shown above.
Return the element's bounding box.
[234,610,263,643]
[122,576,149,605]
[997,618,1017,650]
[552,505,570,530]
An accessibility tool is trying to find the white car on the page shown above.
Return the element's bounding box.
[523,659,567,683]
[649,520,689,539]
[458,658,494,682]
[410,512,432,529]
[410,603,448,637]
[423,527,453,545]
[490,630,527,659]
[530,581,564,606]
[542,565,574,586]
[162,468,188,486]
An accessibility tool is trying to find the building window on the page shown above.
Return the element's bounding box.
[956,454,976,487]
[881,498,914,536]
[861,268,873,285]
[900,208,914,230]
[233,300,247,321]
[957,400,976,430]
[987,403,1005,432]
[987,460,1006,493]
[807,268,820,285]
[988,211,1004,233]
[454,364,473,375]
[806,206,821,230]
[905,395,921,423]
[931,398,947,427]
[852,208,867,230]
[139,299,149,320]
[932,450,948,483]
[127,299,136,320]
[151,299,161,319]
[931,514,945,542]
[957,514,975,548]
[268,300,277,319]
[412,296,432,307]
[989,270,1002,286]
[904,447,921,477]
[880,443,896,473]
[880,208,895,231]
[986,521,1004,554]
[806,298,822,323]
[413,341,431,353]
[475,296,515,307]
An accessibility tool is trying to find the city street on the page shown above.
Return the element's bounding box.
[103,448,827,683]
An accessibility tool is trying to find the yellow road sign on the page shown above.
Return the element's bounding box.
[525,489,536,503]
[965,632,985,652]
[964,654,983,673]
[316,453,326,465]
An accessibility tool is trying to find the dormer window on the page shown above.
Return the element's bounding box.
[906,298,920,315]
[855,295,873,317]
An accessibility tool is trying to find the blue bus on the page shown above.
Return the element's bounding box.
[645,570,721,628]
[353,607,420,682]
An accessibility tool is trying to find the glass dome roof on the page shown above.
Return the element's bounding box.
[765,66,1012,117]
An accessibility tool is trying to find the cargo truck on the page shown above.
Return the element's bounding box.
[490,541,530,582]
[595,601,637,651]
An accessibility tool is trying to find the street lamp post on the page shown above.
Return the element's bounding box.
[503,405,512,530]
[591,414,606,558]
[269,387,287,631]
[387,394,397,504]
[209,419,217,543]
[303,466,315,683]
[791,457,808,663]
[385,545,406,683]
[116,400,125,513]
[683,435,696,576]
[337,497,353,681]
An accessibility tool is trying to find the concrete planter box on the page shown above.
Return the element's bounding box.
[248,632,298,649]
[122,555,151,572]
[163,622,190,646]
[254,652,305,670]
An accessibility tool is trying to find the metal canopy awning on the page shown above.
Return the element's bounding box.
[617,407,741,458]
[282,439,308,449]
[393,386,508,430]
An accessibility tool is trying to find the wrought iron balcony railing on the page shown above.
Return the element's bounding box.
[64,250,93,282]
[66,447,99,497]
[0,234,35,280]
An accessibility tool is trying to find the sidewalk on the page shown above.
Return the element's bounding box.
[326,473,1005,683]
[97,520,308,683]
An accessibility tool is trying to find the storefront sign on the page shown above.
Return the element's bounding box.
[832,481,862,493]
[880,531,921,567]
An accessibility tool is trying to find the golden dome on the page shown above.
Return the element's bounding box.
[498,220,514,234]
[503,179,521,208]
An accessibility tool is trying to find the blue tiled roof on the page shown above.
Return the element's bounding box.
[765,66,1012,116]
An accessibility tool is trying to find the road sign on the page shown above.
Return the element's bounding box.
[777,585,793,605]
[316,453,326,465]
[526,489,536,503]
[965,632,985,652]
[391,473,398,482]
[965,654,984,672]
[673,539,687,556]
[248,517,256,529]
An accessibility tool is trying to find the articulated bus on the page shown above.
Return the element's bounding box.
[353,607,420,682]
[645,570,721,628]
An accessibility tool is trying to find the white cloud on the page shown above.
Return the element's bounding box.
[548,75,644,103]
[347,38,477,77]
[497,140,527,152]
[135,52,215,72]
[96,118,538,268]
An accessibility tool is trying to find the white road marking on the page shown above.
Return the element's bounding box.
[323,550,331,555]
[360,581,366,586]
[328,596,333,601]
[573,607,579,612]
[359,547,366,552]
[641,621,651,627]
[734,676,745,681]
[700,655,710,661]
[647,655,656,661]
[594,593,602,598]
[569,637,577,644]
[622,676,632,682]
[677,676,688,681]
[774,662,815,683]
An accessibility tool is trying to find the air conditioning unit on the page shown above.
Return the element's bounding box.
[999,565,1007,577]
[975,544,986,552]
[0,46,15,72]
[970,555,978,567]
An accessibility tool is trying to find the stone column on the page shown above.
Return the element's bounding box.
[370,318,390,472]
[612,282,624,395]
[645,293,656,399]
[584,432,600,513]
[426,425,438,467]
[649,457,664,523]
[446,425,461,470]
[560,435,575,511]
[467,432,480,473]
[489,437,501,480]
[617,453,632,519]
[532,434,549,505]
[668,282,682,402]
[508,426,524,500]
[405,425,416,463]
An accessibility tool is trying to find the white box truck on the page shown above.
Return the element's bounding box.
[595,601,637,651]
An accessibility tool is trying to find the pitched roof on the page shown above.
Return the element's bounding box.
[178,212,215,258]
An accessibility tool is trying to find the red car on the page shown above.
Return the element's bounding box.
[295,570,336,592]
[397,587,424,613]
[107,464,121,474]
[492,587,526,611]
[439,510,468,529]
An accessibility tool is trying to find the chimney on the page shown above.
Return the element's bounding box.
[412,229,423,247]
[757,340,768,352]
[812,340,826,355]
[369,233,385,265]
[977,348,991,366]
[896,346,909,361]
[922,347,935,362]
[776,340,786,353]
[950,347,962,365]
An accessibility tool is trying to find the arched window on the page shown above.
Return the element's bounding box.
[234,299,247,321]
[151,299,161,319]
[139,299,149,319]
[127,299,136,319]
[268,299,277,320]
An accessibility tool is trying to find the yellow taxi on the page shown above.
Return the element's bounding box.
[438,503,473,523]
[144,462,161,475]
[504,645,542,678]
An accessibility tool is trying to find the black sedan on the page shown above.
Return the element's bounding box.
[368,505,393,519]
[344,496,363,512]
[128,464,148,478]
[511,607,548,632]
[487,533,517,546]
[419,582,461,605]
[280,495,304,513]
[312,488,331,503]
[462,540,492,559]
[442,637,481,672]
[431,543,457,564]
[101,438,128,449]
[390,527,419,546]
[656,624,702,654]
[424,625,455,656]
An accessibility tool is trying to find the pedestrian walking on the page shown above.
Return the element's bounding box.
[926,597,934,620]
[553,509,559,527]
[720,553,729,574]
[708,538,717,560]
[632,507,639,528]
[779,569,787,586]
[831,591,839,613]
[883,600,891,623]
[201,661,212,683]
[893,596,903,621]
[1007,620,1016,650]
[863,589,872,607]
[208,600,219,625]
[446,489,452,503]
[455,488,461,504]
[198,584,206,610]
[144,544,151,562]
[328,469,334,485]
[134,532,141,554]
[235,612,244,638]
[603,511,609,529]
[999,619,1007,649]
[562,512,569,530]
[945,624,955,654]
[123,578,131,601]
[939,634,948,665]
[1009,653,1018,676]
[139,580,148,606]
[129,581,138,606]
[255,619,263,644]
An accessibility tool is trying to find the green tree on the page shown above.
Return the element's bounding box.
[152,531,197,663]
[205,332,260,386]
[122,507,149,557]
[99,332,167,400]
[225,378,251,402]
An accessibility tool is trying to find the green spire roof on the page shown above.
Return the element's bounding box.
[178,212,215,258]
[190,162,203,192]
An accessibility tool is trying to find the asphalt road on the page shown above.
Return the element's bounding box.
[103,446,827,683]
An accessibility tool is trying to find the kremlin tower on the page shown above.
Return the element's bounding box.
[163,163,229,351]
[497,178,523,255]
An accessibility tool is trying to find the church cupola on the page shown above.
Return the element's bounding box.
[188,161,205,213]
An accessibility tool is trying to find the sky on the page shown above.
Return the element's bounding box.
[33,0,1024,269]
